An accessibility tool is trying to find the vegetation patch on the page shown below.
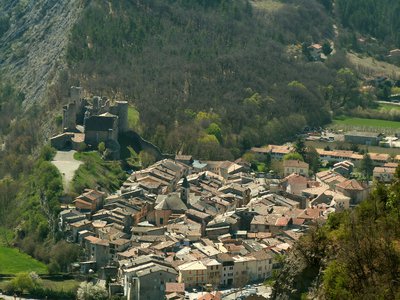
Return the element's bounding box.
[128,106,140,132]
[332,116,400,129]
[347,53,400,78]
[72,151,127,194]
[377,103,400,112]
[0,247,47,275]
[251,0,284,11]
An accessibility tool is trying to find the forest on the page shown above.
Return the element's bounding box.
[66,0,344,159]
[336,0,400,48]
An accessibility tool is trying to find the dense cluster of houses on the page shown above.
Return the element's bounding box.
[58,145,385,299]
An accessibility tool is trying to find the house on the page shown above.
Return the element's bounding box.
[247,250,273,282]
[308,43,323,61]
[280,174,308,196]
[198,291,222,300]
[74,189,105,213]
[153,193,187,226]
[202,258,222,288]
[83,236,110,269]
[373,167,396,183]
[316,170,346,189]
[332,161,354,177]
[121,255,178,300]
[250,215,291,234]
[336,179,369,204]
[344,131,382,146]
[283,160,309,177]
[177,260,207,288]
[216,253,234,286]
[251,145,293,160]
[165,282,185,298]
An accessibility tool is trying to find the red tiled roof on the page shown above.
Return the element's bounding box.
[336,179,365,191]
[165,282,185,293]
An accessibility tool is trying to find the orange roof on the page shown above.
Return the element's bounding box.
[283,160,309,168]
[336,179,365,191]
[165,283,185,293]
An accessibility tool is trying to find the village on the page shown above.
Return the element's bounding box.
[46,88,400,300]
[57,141,397,300]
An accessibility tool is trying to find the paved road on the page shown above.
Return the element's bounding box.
[52,150,82,191]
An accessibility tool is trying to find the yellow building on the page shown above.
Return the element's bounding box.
[178,261,207,288]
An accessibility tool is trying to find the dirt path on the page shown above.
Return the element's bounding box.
[52,150,82,191]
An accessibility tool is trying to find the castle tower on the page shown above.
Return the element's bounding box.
[70,86,82,103]
[116,101,129,133]
[62,102,77,132]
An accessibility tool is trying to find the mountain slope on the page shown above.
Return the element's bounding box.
[0,0,83,106]
[66,0,336,158]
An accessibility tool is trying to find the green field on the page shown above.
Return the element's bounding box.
[305,140,400,156]
[332,116,400,129]
[0,247,48,275]
[0,278,80,292]
[378,103,400,111]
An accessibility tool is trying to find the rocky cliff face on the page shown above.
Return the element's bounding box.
[0,0,83,106]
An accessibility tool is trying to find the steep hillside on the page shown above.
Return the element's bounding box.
[0,0,83,106]
[66,0,337,159]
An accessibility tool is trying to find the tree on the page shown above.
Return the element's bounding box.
[283,152,304,161]
[206,122,222,143]
[98,142,106,154]
[49,240,81,272]
[294,138,306,158]
[10,272,42,294]
[322,42,332,56]
[77,282,108,300]
[304,146,320,175]
[126,146,141,169]
[360,153,374,180]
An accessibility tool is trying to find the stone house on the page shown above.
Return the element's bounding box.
[120,256,178,300]
[283,160,309,177]
[84,236,110,269]
[74,189,105,213]
[335,179,369,204]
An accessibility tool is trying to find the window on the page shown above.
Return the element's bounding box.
[160,218,164,225]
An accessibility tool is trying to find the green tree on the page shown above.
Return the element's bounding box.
[304,146,320,175]
[294,138,306,158]
[98,142,106,154]
[206,122,223,143]
[322,42,332,56]
[360,153,374,180]
[283,152,304,161]
[126,146,141,169]
[10,272,42,294]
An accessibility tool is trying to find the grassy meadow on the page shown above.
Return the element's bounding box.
[0,247,48,275]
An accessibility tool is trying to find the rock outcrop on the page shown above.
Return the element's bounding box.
[0,0,84,106]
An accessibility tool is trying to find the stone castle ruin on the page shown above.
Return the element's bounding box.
[51,86,129,159]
